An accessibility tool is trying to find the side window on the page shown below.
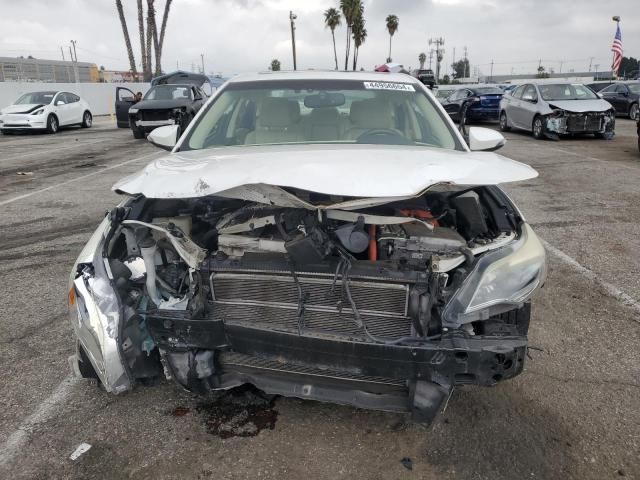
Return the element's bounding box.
[600,85,615,94]
[522,85,538,101]
[55,92,67,104]
[512,85,525,99]
[615,84,628,94]
[463,90,473,98]
[65,93,79,103]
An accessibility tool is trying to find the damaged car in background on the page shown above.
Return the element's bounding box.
[68,72,545,425]
[499,82,615,140]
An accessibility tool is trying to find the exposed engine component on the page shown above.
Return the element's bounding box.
[378,225,467,266]
[334,216,369,253]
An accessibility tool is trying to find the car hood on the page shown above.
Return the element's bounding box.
[133,99,192,110]
[547,99,613,113]
[113,144,537,207]
[1,103,45,114]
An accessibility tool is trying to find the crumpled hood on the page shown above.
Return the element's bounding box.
[548,99,613,113]
[1,103,45,114]
[113,144,537,204]
[132,99,192,110]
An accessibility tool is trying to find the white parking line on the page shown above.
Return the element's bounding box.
[542,145,640,173]
[0,151,160,207]
[0,376,79,467]
[542,239,640,321]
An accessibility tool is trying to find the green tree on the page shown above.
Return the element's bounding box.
[441,74,450,85]
[270,59,281,71]
[385,14,399,62]
[620,56,639,78]
[340,0,363,70]
[536,65,549,79]
[451,58,470,79]
[352,13,367,71]
[418,52,426,70]
[324,8,342,70]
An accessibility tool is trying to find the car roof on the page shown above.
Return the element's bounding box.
[227,70,421,85]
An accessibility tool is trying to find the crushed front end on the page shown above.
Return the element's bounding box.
[69,185,545,424]
[545,108,615,138]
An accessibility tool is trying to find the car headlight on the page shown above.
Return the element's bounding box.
[31,108,45,116]
[443,224,546,325]
[129,108,139,114]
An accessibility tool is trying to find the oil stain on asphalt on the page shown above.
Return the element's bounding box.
[171,386,279,439]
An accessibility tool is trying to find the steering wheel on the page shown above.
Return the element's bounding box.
[356,129,412,145]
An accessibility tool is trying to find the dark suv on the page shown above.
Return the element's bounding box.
[115,71,210,138]
[598,82,640,120]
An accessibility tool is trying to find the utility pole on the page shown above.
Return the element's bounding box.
[428,50,434,69]
[463,46,468,78]
[428,37,445,83]
[70,40,79,82]
[588,57,594,72]
[60,47,65,61]
[200,53,205,74]
[490,60,494,83]
[452,47,455,78]
[594,64,600,80]
[289,11,297,70]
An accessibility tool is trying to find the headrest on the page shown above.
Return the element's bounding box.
[349,99,393,129]
[258,98,299,128]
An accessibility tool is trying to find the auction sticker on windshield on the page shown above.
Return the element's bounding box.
[363,82,415,92]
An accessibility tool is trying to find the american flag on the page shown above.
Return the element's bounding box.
[611,24,623,75]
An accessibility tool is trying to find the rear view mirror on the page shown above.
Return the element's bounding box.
[304,92,345,108]
[467,127,506,152]
[148,125,179,151]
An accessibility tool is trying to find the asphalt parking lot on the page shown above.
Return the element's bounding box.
[0,117,638,480]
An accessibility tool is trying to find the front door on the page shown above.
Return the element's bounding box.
[115,87,136,128]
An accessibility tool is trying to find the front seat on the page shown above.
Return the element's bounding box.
[345,99,399,141]
[245,98,301,145]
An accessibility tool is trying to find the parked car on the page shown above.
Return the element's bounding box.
[0,90,92,134]
[415,69,436,88]
[441,86,503,123]
[598,82,640,120]
[69,71,545,425]
[434,86,457,102]
[499,83,615,139]
[115,71,209,139]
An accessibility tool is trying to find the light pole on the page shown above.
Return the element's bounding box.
[428,37,445,83]
[290,11,297,70]
[70,40,79,82]
[200,53,205,74]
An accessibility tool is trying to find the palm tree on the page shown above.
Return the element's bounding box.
[136,0,146,79]
[385,14,399,62]
[145,0,155,80]
[418,52,426,70]
[155,0,173,75]
[352,15,366,71]
[270,59,281,71]
[115,0,138,80]
[340,0,362,70]
[324,8,341,70]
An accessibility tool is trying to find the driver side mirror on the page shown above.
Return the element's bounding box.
[55,100,66,106]
[467,127,506,152]
[147,125,180,151]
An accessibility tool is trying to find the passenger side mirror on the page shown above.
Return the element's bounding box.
[597,93,604,98]
[56,100,66,106]
[147,125,179,151]
[467,127,506,152]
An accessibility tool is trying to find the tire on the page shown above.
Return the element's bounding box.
[499,111,511,131]
[629,103,639,121]
[46,114,59,134]
[81,111,92,128]
[532,116,544,140]
[131,125,145,139]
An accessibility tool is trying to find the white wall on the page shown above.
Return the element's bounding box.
[0,82,151,116]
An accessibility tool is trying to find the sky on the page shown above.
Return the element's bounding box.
[0,0,637,77]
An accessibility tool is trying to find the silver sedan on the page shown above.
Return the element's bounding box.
[499,83,615,140]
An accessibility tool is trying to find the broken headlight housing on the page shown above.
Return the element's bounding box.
[443,224,546,326]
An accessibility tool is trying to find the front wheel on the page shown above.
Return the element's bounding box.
[131,125,145,139]
[499,111,511,132]
[532,116,544,140]
[81,111,92,128]
[629,103,639,121]
[46,114,59,134]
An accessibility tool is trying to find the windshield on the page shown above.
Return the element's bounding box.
[628,84,640,94]
[183,79,461,151]
[15,91,56,105]
[539,84,598,101]
[144,85,192,101]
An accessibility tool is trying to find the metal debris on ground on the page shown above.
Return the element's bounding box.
[401,457,413,470]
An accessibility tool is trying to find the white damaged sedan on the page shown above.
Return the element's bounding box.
[0,90,92,134]
[69,71,545,425]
